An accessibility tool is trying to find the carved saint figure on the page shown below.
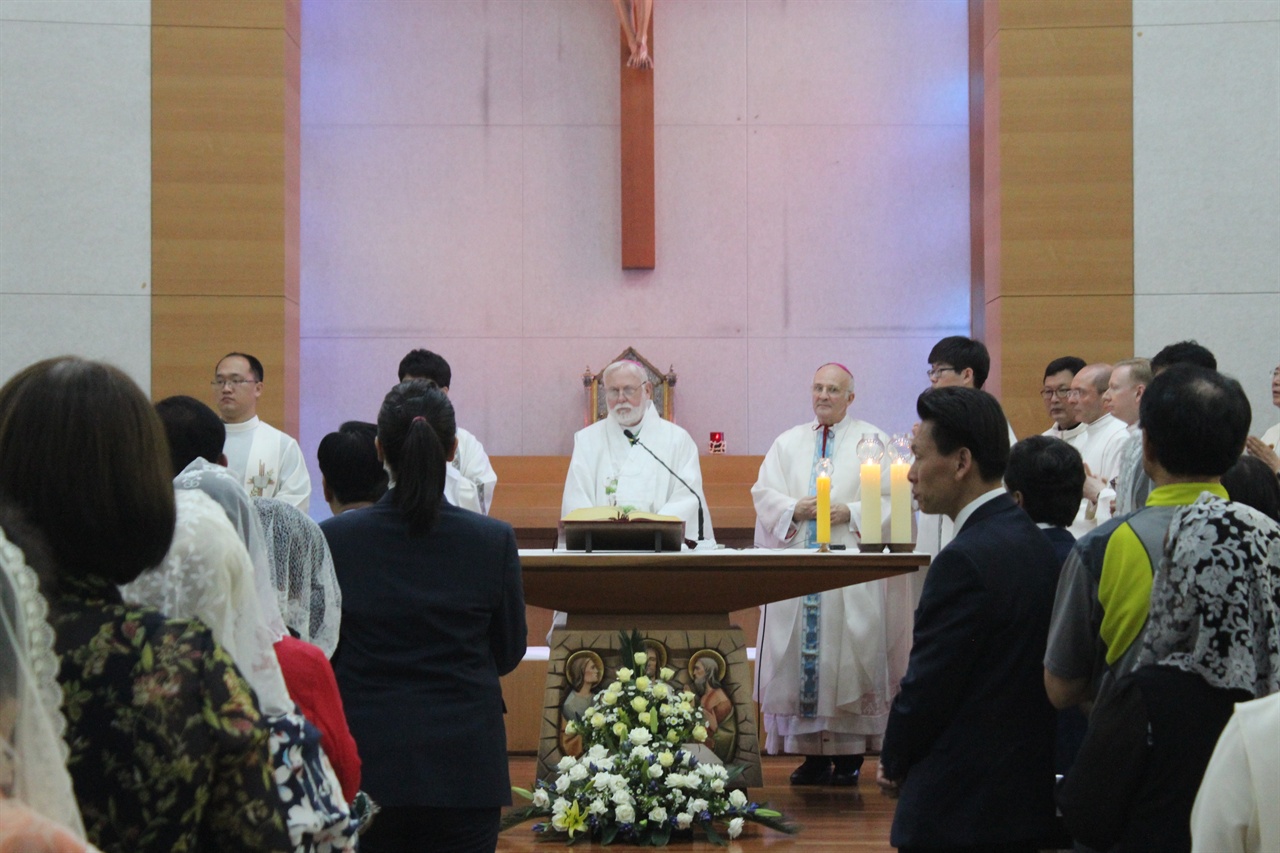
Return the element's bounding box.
[610,0,654,69]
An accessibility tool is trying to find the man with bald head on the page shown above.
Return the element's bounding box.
[561,360,714,544]
[1067,363,1129,536]
[752,363,913,787]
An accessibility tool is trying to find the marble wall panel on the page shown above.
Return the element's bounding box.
[1135,293,1280,437]
[1134,19,1280,295]
[302,125,524,338]
[302,0,524,127]
[0,18,150,297]
[746,125,971,337]
[0,294,150,389]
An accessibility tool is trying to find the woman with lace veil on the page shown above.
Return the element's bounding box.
[0,356,291,853]
[121,454,359,852]
[254,497,362,802]
[0,508,97,852]
[255,497,342,657]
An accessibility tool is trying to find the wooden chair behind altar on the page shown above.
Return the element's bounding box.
[582,346,676,424]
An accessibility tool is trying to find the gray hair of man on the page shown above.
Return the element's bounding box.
[693,655,723,689]
[602,360,650,389]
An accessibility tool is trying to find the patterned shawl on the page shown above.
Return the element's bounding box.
[1140,493,1280,697]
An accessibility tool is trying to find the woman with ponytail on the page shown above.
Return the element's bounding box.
[320,381,526,853]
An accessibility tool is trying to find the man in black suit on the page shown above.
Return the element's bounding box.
[878,388,1063,852]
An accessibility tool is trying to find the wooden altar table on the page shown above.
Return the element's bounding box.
[520,548,927,786]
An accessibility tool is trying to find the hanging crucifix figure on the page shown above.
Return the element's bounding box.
[611,0,654,68]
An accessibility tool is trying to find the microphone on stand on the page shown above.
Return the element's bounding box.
[623,429,705,542]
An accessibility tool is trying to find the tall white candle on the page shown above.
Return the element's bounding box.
[890,462,912,543]
[860,462,882,545]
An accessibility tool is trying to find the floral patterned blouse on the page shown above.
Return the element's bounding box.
[50,574,292,853]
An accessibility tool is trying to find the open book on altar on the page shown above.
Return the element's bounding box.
[562,506,681,524]
[561,507,684,552]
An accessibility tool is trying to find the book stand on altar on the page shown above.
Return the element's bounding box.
[519,548,926,787]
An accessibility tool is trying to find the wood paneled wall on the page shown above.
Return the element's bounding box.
[972,0,1134,437]
[151,0,301,433]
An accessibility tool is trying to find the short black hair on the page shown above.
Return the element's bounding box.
[218,351,264,382]
[155,395,226,476]
[1140,364,1250,478]
[928,336,991,389]
[1151,340,1216,373]
[1222,455,1280,523]
[1044,356,1086,380]
[1005,436,1086,527]
[317,421,389,505]
[397,349,451,386]
[916,387,1010,482]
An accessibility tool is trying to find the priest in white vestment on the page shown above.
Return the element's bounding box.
[1245,363,1280,475]
[398,348,499,514]
[1067,363,1129,537]
[561,360,713,545]
[214,353,311,511]
[914,338,1017,600]
[752,363,913,787]
[1040,356,1088,446]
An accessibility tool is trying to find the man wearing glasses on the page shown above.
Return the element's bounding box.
[212,352,311,510]
[1040,356,1087,445]
[560,359,714,545]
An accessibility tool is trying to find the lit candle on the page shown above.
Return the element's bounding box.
[860,462,882,545]
[816,472,831,544]
[890,462,912,543]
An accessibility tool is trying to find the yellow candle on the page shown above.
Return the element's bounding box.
[815,473,831,544]
[890,462,912,543]
[860,462,882,544]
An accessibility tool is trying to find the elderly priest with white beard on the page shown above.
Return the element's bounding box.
[561,360,714,546]
[752,363,913,788]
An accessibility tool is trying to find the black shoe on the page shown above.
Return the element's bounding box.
[789,756,832,786]
[831,755,864,786]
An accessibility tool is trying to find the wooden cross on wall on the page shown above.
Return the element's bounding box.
[613,0,655,270]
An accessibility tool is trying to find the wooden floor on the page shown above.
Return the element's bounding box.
[498,754,896,852]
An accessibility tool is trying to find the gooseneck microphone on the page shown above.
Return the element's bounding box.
[623,429,706,542]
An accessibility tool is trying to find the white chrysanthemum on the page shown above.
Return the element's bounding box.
[728,817,744,839]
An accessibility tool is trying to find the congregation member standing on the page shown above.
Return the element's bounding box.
[399,349,498,514]
[1040,356,1088,444]
[752,363,911,787]
[317,421,388,516]
[562,359,714,545]
[1093,357,1151,521]
[879,387,1063,852]
[214,351,311,510]
[322,380,526,853]
[0,357,291,853]
[1044,364,1251,711]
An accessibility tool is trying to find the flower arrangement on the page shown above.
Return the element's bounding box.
[502,632,796,846]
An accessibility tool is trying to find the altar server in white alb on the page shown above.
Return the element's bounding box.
[752,363,913,787]
[561,360,714,545]
[399,348,498,514]
[214,352,311,511]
